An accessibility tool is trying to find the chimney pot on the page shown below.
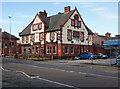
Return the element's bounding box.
[39,10,47,17]
[64,6,71,13]
[105,32,111,37]
[93,32,98,37]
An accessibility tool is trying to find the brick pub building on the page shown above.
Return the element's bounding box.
[19,6,94,58]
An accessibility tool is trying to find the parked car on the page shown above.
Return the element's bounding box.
[115,59,120,66]
[107,52,119,58]
[96,53,108,59]
[73,56,81,60]
[79,52,97,59]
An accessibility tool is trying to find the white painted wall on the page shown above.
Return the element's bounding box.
[46,31,57,43]
[31,15,45,44]
[62,10,92,45]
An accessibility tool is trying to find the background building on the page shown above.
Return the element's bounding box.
[2,31,19,56]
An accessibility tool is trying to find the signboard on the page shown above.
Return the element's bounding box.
[104,39,120,46]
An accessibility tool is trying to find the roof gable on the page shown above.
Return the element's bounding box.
[2,31,19,40]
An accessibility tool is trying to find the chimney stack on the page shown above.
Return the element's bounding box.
[105,32,111,37]
[93,32,98,37]
[64,6,71,13]
[39,10,47,17]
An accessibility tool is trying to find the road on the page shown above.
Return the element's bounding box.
[1,58,120,89]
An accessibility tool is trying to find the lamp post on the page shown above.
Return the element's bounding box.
[8,16,11,56]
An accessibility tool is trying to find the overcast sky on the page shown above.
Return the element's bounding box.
[1,2,118,37]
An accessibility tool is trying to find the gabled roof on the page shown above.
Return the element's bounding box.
[19,8,93,35]
[2,31,19,40]
[19,21,33,36]
[45,10,75,32]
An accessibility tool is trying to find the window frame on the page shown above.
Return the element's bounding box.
[81,32,84,42]
[39,32,43,41]
[70,46,74,54]
[67,29,72,41]
[65,46,69,54]
[50,32,55,41]
[53,46,56,54]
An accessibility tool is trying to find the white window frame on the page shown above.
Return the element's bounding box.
[65,46,69,54]
[71,46,74,54]
[53,46,56,54]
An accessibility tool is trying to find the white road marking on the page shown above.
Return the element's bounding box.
[2,63,119,80]
[1,67,77,88]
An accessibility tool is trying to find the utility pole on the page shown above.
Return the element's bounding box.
[8,16,11,56]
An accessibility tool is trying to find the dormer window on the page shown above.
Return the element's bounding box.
[71,14,81,28]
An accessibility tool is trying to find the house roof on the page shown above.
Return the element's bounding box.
[19,21,33,36]
[45,10,75,32]
[19,9,93,35]
[2,31,19,40]
[98,35,118,40]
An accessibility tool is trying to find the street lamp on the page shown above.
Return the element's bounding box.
[8,16,11,56]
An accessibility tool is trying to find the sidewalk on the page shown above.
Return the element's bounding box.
[59,59,118,66]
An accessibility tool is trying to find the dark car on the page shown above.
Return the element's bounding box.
[96,53,108,59]
[79,52,97,59]
[107,52,119,58]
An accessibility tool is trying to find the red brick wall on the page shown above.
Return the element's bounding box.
[2,38,18,56]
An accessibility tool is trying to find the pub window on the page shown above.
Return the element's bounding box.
[32,46,34,53]
[39,33,43,41]
[33,24,38,31]
[38,23,42,30]
[26,36,29,43]
[22,36,25,43]
[71,19,74,26]
[50,32,55,41]
[67,29,72,41]
[53,46,56,54]
[73,31,80,38]
[47,46,51,54]
[81,32,84,42]
[31,35,35,42]
[71,47,74,54]
[65,46,69,54]
[36,47,38,54]
[4,43,7,48]
[71,14,81,28]
[75,19,78,27]
[78,21,81,28]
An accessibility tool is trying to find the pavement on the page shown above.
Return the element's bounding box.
[58,58,118,66]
